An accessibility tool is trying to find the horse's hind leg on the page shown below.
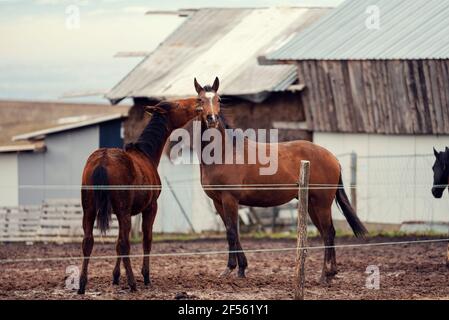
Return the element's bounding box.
[235,236,248,278]
[309,204,338,284]
[141,202,157,286]
[78,208,95,294]
[112,245,121,285]
[117,214,137,292]
[322,222,338,281]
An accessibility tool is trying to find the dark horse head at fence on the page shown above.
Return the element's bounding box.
[432,147,449,199]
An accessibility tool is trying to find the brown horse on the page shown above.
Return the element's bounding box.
[194,78,367,282]
[78,98,201,294]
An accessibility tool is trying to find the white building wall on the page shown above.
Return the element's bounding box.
[154,153,222,233]
[0,153,19,206]
[314,133,449,224]
[41,126,99,202]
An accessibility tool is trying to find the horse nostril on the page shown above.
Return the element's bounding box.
[206,115,213,121]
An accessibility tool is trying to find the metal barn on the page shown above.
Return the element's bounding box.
[106,7,333,142]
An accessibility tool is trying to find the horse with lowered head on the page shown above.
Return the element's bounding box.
[78,97,202,294]
[194,77,367,283]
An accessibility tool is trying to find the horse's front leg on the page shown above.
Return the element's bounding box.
[216,194,248,278]
[141,202,157,286]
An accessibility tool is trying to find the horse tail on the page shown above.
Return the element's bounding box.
[92,165,112,234]
[335,174,368,238]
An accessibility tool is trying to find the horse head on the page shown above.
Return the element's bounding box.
[144,96,203,130]
[431,147,449,198]
[194,77,221,129]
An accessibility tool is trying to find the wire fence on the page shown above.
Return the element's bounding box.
[338,153,448,225]
[1,237,448,265]
[0,153,448,241]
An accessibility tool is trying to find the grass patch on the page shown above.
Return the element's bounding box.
[130,229,447,244]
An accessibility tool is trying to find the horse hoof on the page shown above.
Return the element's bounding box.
[112,279,120,285]
[319,275,333,285]
[219,268,234,278]
[237,269,246,278]
[144,277,151,286]
[77,288,85,295]
[129,284,137,292]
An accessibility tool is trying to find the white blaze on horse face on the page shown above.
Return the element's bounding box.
[205,91,217,122]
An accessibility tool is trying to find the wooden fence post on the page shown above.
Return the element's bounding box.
[350,151,357,211]
[295,160,310,300]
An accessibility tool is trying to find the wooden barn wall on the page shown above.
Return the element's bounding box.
[296,60,449,134]
[228,92,310,142]
[127,93,310,144]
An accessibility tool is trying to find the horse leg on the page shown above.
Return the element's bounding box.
[141,202,157,286]
[217,195,248,278]
[231,204,248,278]
[309,203,338,284]
[213,199,237,277]
[78,209,95,294]
[112,242,121,285]
[117,214,137,292]
[235,234,248,278]
[322,222,338,280]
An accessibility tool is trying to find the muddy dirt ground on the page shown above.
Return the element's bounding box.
[0,236,448,300]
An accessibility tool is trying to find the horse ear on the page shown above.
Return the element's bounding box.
[446,146,449,153]
[194,78,203,95]
[434,147,439,158]
[212,76,219,92]
[144,105,167,115]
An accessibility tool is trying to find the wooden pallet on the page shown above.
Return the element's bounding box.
[0,200,120,243]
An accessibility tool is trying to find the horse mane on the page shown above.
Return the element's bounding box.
[218,112,232,130]
[203,85,214,92]
[436,148,449,166]
[125,102,172,160]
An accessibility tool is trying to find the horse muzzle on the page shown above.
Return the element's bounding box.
[206,115,219,129]
[432,187,444,199]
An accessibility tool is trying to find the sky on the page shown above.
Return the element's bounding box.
[0,0,342,104]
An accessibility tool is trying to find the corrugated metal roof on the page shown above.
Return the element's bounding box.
[106,7,331,104]
[267,0,449,60]
[13,113,127,141]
